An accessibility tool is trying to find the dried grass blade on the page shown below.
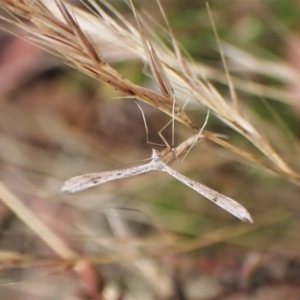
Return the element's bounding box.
[206,2,241,114]
[155,0,192,79]
[130,0,172,100]
[55,0,101,63]
[0,181,75,259]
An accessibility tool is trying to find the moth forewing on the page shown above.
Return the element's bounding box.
[62,161,158,194]
[161,164,252,223]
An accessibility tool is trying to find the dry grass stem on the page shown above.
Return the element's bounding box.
[0,0,298,184]
[0,181,75,259]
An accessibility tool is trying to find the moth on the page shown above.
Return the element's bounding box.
[62,149,252,223]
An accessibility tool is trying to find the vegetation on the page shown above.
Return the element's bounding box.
[0,0,299,299]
